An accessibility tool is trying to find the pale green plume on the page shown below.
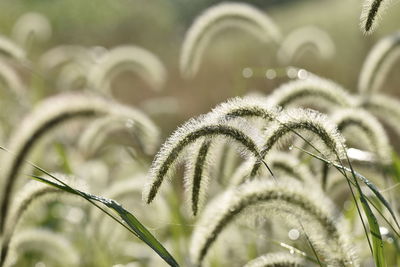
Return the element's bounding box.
[180,2,282,79]
[231,151,314,186]
[143,113,264,204]
[3,229,79,267]
[251,108,346,177]
[361,93,400,137]
[1,175,84,265]
[360,0,395,34]
[182,97,277,215]
[78,112,160,157]
[0,94,159,234]
[331,108,392,165]
[277,26,335,65]
[243,252,306,267]
[190,180,357,266]
[39,45,92,73]
[358,31,400,94]
[87,45,167,94]
[266,75,355,109]
[0,61,27,106]
[12,12,52,48]
[0,35,26,60]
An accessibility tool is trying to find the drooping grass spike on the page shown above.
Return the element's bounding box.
[277,26,335,65]
[143,113,264,205]
[190,180,357,266]
[181,97,278,215]
[12,12,52,49]
[250,108,346,177]
[360,0,392,34]
[180,2,282,79]
[358,31,400,94]
[87,45,167,94]
[266,75,355,109]
[2,229,79,267]
[331,108,392,165]
[361,93,400,138]
[0,93,159,234]
[0,35,26,60]
[243,252,306,267]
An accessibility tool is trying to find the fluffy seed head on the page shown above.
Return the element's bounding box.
[361,93,400,137]
[331,108,392,165]
[143,114,263,204]
[277,26,335,65]
[190,180,357,266]
[267,75,355,109]
[87,45,167,94]
[12,12,52,47]
[0,93,158,234]
[39,45,91,72]
[360,0,392,34]
[358,31,400,94]
[180,2,282,78]
[0,35,26,60]
[0,61,27,106]
[243,252,306,267]
[3,229,79,267]
[250,108,346,177]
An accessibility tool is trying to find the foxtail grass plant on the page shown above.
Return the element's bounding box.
[360,0,393,34]
[143,113,264,205]
[331,108,392,165]
[0,93,159,234]
[230,151,314,186]
[87,45,167,94]
[0,61,28,107]
[11,12,51,49]
[277,26,335,65]
[243,252,306,267]
[180,2,282,79]
[266,75,355,109]
[360,93,400,137]
[250,108,346,177]
[0,176,81,265]
[358,31,400,94]
[39,45,92,73]
[3,228,79,267]
[190,180,358,266]
[0,35,26,60]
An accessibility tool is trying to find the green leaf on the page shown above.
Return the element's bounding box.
[296,146,400,231]
[32,174,179,267]
[360,196,386,267]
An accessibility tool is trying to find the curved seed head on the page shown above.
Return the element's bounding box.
[277,26,335,65]
[243,252,306,267]
[143,113,263,204]
[190,180,357,266]
[358,31,400,94]
[3,229,79,267]
[360,0,391,34]
[0,35,26,60]
[180,2,282,79]
[361,93,400,138]
[267,75,355,109]
[331,108,392,165]
[12,12,52,48]
[87,45,167,94]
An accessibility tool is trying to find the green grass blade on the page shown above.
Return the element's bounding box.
[295,146,400,231]
[360,196,386,267]
[31,174,179,267]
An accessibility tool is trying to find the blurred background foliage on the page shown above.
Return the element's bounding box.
[0,0,400,129]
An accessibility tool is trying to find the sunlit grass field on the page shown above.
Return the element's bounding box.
[1,0,400,266]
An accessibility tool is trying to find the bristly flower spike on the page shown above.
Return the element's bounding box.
[180,2,282,78]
